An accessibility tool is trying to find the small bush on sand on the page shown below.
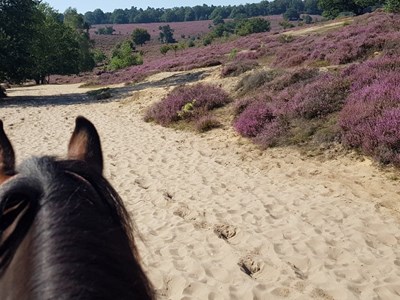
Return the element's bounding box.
[195,115,221,132]
[145,83,231,126]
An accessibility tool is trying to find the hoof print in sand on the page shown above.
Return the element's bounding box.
[289,263,308,280]
[134,178,149,189]
[214,224,237,241]
[238,257,262,277]
[173,205,190,218]
[163,191,174,201]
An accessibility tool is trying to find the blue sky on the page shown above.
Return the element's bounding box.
[45,1,261,14]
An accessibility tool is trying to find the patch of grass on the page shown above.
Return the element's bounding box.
[236,69,279,95]
[195,115,222,132]
[86,88,112,100]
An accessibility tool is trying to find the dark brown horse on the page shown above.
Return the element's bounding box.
[0,117,154,299]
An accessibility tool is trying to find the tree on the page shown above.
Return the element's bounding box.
[131,28,150,46]
[29,4,80,83]
[64,7,85,29]
[0,0,40,83]
[235,18,271,36]
[159,25,176,43]
[112,9,128,24]
[284,8,300,20]
[317,0,384,18]
[304,0,322,14]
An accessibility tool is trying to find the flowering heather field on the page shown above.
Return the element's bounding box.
[57,11,400,166]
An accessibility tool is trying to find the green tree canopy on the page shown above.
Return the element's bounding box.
[131,28,151,46]
[0,0,39,82]
[159,25,176,43]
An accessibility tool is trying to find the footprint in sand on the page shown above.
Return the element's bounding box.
[238,256,262,277]
[134,178,149,189]
[214,224,237,241]
[288,263,308,280]
[173,205,190,219]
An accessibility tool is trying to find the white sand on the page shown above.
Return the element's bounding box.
[2,77,400,300]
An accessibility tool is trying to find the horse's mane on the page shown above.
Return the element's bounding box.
[0,156,154,299]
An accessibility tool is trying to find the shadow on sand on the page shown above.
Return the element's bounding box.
[1,71,207,108]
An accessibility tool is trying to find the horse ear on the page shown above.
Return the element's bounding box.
[68,116,103,174]
[0,120,15,184]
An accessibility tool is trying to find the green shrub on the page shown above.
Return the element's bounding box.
[235,18,271,36]
[108,40,143,71]
[160,44,170,55]
[92,49,107,64]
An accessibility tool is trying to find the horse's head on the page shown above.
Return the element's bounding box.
[0,116,103,185]
[0,117,154,299]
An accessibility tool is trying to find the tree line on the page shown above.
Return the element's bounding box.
[0,1,95,84]
[83,1,322,25]
[83,0,397,26]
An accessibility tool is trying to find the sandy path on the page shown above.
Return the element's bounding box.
[2,82,400,299]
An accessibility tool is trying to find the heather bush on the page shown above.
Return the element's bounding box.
[291,74,350,119]
[145,83,231,126]
[372,109,400,165]
[195,115,222,132]
[220,60,259,77]
[234,101,276,138]
[253,120,287,148]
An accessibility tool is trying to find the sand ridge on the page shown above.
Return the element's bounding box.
[2,82,400,299]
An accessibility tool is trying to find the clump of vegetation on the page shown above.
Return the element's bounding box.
[145,83,231,126]
[279,20,295,29]
[385,0,400,12]
[95,26,115,35]
[195,115,222,132]
[266,68,319,91]
[131,28,151,46]
[87,88,112,100]
[236,69,280,94]
[339,56,400,165]
[108,40,143,71]
[92,49,107,64]
[221,60,259,77]
[278,34,295,43]
[235,18,271,36]
[159,25,176,44]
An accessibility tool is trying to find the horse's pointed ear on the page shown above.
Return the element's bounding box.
[68,116,103,174]
[0,120,15,184]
